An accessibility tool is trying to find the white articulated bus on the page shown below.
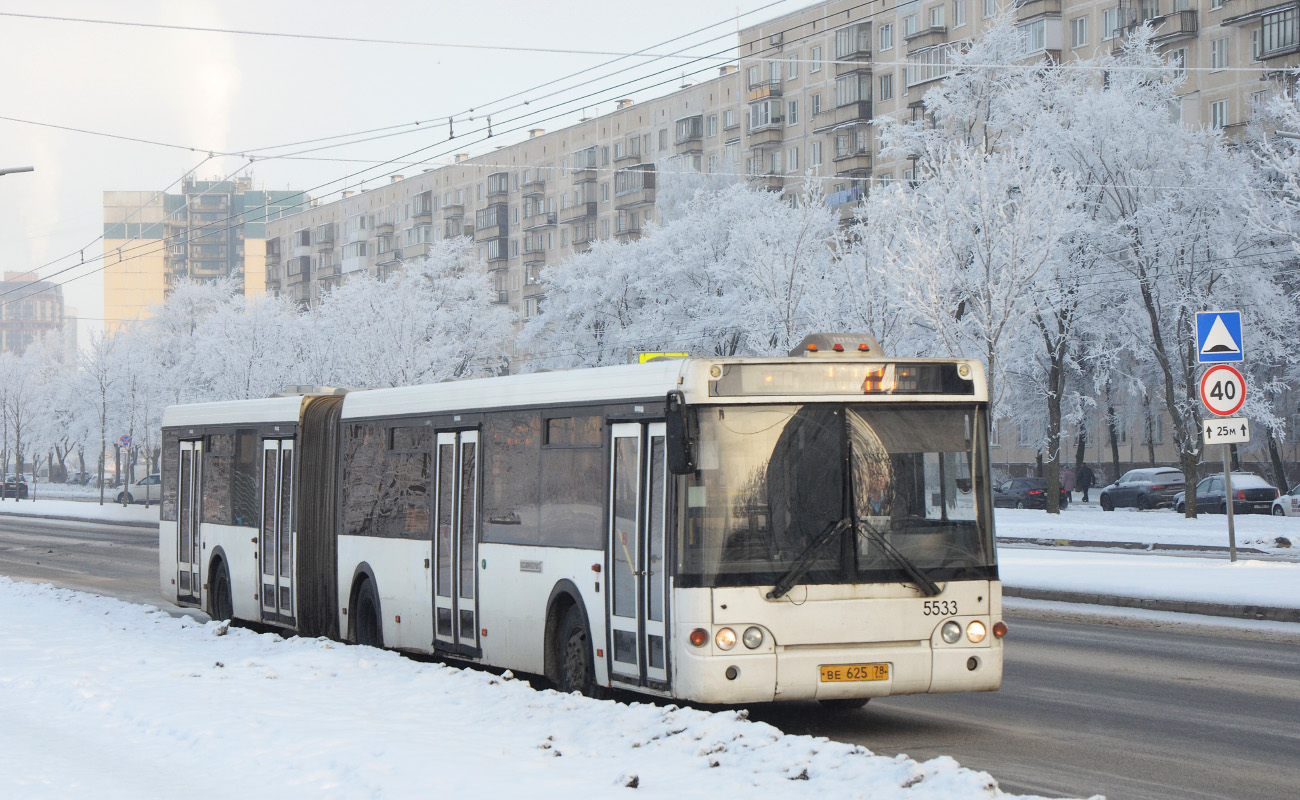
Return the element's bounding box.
[159,335,1005,706]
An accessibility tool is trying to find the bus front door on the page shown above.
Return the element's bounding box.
[177,439,202,604]
[433,430,480,654]
[607,422,669,688]
[259,438,295,624]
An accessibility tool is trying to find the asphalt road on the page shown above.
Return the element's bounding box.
[2,515,1298,800]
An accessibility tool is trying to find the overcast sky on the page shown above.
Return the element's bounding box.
[0,0,802,341]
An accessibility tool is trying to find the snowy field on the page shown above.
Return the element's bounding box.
[0,578,1084,800]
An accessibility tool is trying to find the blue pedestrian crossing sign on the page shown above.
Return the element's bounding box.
[1196,311,1243,364]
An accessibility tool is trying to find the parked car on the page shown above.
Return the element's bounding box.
[116,473,162,505]
[1273,484,1300,517]
[1174,473,1278,514]
[994,477,1070,509]
[1099,468,1185,510]
[2,473,29,499]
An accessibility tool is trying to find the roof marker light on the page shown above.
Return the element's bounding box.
[832,343,844,352]
[858,343,870,351]
[807,343,819,352]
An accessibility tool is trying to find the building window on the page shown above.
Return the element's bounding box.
[1261,7,1299,56]
[810,140,822,167]
[724,139,740,166]
[1211,0,1222,10]
[811,45,822,72]
[1252,28,1261,60]
[905,46,950,87]
[904,14,918,36]
[1019,19,1046,54]
[747,64,761,88]
[750,99,782,129]
[930,5,945,28]
[880,72,894,101]
[879,23,893,53]
[811,92,822,115]
[835,72,870,106]
[1211,99,1229,128]
[1170,47,1187,79]
[708,154,719,173]
[787,99,799,125]
[788,54,799,79]
[835,22,872,57]
[954,0,967,28]
[787,146,799,172]
[1071,16,1088,48]
[983,0,996,19]
[1102,8,1119,41]
[724,109,738,129]
[1211,36,1229,70]
[707,114,718,136]
[768,59,782,83]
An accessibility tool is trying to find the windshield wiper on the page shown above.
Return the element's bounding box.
[855,516,942,597]
[766,518,851,600]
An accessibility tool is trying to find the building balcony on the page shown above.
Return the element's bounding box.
[571,166,597,183]
[1140,9,1199,44]
[812,101,873,133]
[523,249,547,266]
[1014,0,1062,21]
[559,202,597,223]
[442,203,464,218]
[614,189,655,210]
[522,281,545,298]
[749,124,785,147]
[484,239,509,263]
[411,203,433,220]
[490,289,509,305]
[572,239,592,253]
[316,262,341,279]
[265,278,281,293]
[614,148,642,164]
[614,225,642,241]
[445,220,467,239]
[475,223,508,242]
[833,149,874,174]
[524,211,557,230]
[836,54,873,76]
[522,178,546,197]
[825,185,864,208]
[905,25,948,52]
[374,221,394,235]
[751,174,786,192]
[746,81,783,102]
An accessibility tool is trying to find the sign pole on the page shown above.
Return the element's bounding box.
[1223,444,1237,562]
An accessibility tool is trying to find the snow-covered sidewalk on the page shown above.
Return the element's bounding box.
[0,578,1077,800]
[0,496,159,526]
[996,503,1297,554]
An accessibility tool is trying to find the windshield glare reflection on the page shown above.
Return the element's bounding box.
[677,404,994,588]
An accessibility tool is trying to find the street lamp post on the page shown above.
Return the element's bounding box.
[0,166,34,176]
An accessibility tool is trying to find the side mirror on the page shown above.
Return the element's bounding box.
[665,390,696,475]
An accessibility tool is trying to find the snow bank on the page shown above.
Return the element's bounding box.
[0,578,1081,800]
[997,504,1298,553]
[0,496,159,525]
[999,549,1300,608]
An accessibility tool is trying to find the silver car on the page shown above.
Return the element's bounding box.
[116,473,162,505]
[1099,468,1185,510]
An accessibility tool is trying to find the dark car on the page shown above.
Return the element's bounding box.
[1099,468,1184,510]
[1174,473,1278,514]
[994,477,1070,509]
[2,473,29,499]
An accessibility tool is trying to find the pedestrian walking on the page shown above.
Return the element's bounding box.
[1077,463,1095,502]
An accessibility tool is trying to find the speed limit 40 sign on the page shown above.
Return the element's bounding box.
[1200,364,1246,417]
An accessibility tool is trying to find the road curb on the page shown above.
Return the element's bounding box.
[0,511,158,530]
[1004,586,1300,624]
[997,535,1272,556]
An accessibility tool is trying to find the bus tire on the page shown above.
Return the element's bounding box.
[557,605,600,698]
[818,698,869,711]
[209,559,234,622]
[353,579,383,649]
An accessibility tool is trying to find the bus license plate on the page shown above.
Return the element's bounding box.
[819,663,889,682]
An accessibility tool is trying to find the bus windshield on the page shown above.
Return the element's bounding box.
[677,404,996,588]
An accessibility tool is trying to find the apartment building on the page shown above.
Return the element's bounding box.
[103,177,305,328]
[0,272,69,356]
[260,0,1296,473]
[267,0,1296,314]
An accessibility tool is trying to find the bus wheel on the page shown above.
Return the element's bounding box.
[819,698,869,711]
[557,606,597,697]
[354,580,383,649]
[209,560,234,622]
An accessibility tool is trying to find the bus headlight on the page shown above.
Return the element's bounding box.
[941,621,962,644]
[742,626,764,649]
[966,621,987,643]
[715,628,737,650]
